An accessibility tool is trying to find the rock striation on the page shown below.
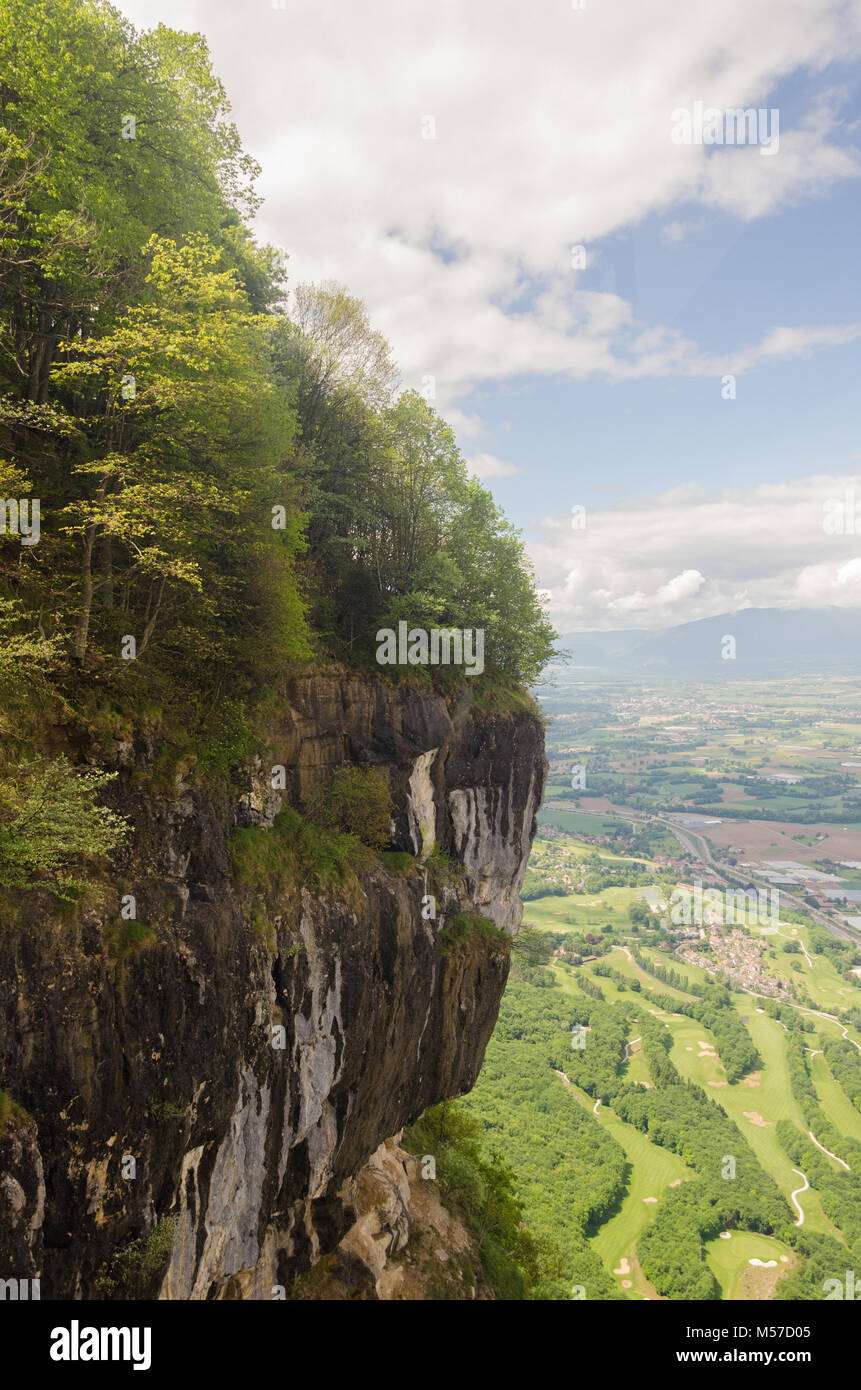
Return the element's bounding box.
[0,675,545,1299]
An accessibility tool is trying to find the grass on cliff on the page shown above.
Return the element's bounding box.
[104,920,156,959]
[231,767,394,892]
[440,913,511,956]
[0,1089,30,1126]
[231,808,373,892]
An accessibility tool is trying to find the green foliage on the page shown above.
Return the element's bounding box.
[439,912,511,955]
[0,757,129,895]
[147,1098,185,1122]
[0,1088,29,1124]
[0,0,555,827]
[824,1037,861,1111]
[774,1228,860,1301]
[191,697,256,783]
[378,850,416,874]
[279,284,558,686]
[461,982,626,1299]
[403,1100,553,1300]
[425,843,464,893]
[0,597,60,689]
[304,766,392,848]
[230,806,373,895]
[94,1217,178,1299]
[0,0,309,710]
[104,919,155,959]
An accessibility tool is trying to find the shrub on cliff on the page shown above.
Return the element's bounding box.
[305,766,392,848]
[0,758,129,897]
[439,913,511,955]
[404,1101,546,1300]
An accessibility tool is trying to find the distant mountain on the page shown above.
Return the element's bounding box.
[554,608,861,677]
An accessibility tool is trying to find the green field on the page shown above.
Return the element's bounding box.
[704,1231,796,1299]
[473,678,861,1299]
[577,1091,694,1300]
[809,1050,861,1146]
[537,806,631,836]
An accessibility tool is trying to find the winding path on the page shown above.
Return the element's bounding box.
[623,1036,642,1064]
[790,1168,809,1227]
[808,1130,851,1171]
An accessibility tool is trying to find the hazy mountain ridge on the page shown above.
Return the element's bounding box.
[556,608,861,677]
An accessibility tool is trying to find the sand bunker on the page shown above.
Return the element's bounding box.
[749,1258,778,1268]
[670,1179,683,1188]
[719,1232,732,1240]
[621,1279,632,1289]
[708,1080,728,1087]
[643,1196,657,1204]
[613,1258,631,1276]
[744,1110,772,1127]
[742,1073,762,1088]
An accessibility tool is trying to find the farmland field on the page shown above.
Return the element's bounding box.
[467,676,861,1300]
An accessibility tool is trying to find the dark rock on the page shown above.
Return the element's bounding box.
[0,676,545,1299]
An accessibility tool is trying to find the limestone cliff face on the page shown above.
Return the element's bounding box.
[0,675,545,1299]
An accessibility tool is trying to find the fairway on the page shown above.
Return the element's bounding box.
[563,1081,695,1299]
[770,929,861,1014]
[668,1005,837,1237]
[704,1231,795,1299]
[809,1050,861,1146]
[524,885,645,934]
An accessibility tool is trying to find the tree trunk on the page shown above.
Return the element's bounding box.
[99,534,114,610]
[72,524,96,661]
[137,576,166,657]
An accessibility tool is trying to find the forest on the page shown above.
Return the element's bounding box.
[0,0,556,892]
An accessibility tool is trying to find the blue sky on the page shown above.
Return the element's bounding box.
[119,0,861,630]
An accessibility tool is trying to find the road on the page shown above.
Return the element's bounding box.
[628,807,861,948]
[546,797,861,946]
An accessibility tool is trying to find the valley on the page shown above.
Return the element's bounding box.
[465,676,861,1300]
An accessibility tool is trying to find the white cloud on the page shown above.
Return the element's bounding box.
[117,0,861,411]
[793,556,861,605]
[466,452,523,479]
[657,569,707,605]
[530,474,861,630]
[605,569,707,615]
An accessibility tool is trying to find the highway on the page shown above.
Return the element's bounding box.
[648,811,861,947]
[550,797,861,948]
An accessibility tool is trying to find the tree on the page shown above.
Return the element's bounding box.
[0,757,128,895]
[0,0,263,402]
[51,234,308,667]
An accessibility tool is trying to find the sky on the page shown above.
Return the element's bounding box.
[118,0,861,631]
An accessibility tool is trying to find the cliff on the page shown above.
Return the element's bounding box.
[0,675,545,1299]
